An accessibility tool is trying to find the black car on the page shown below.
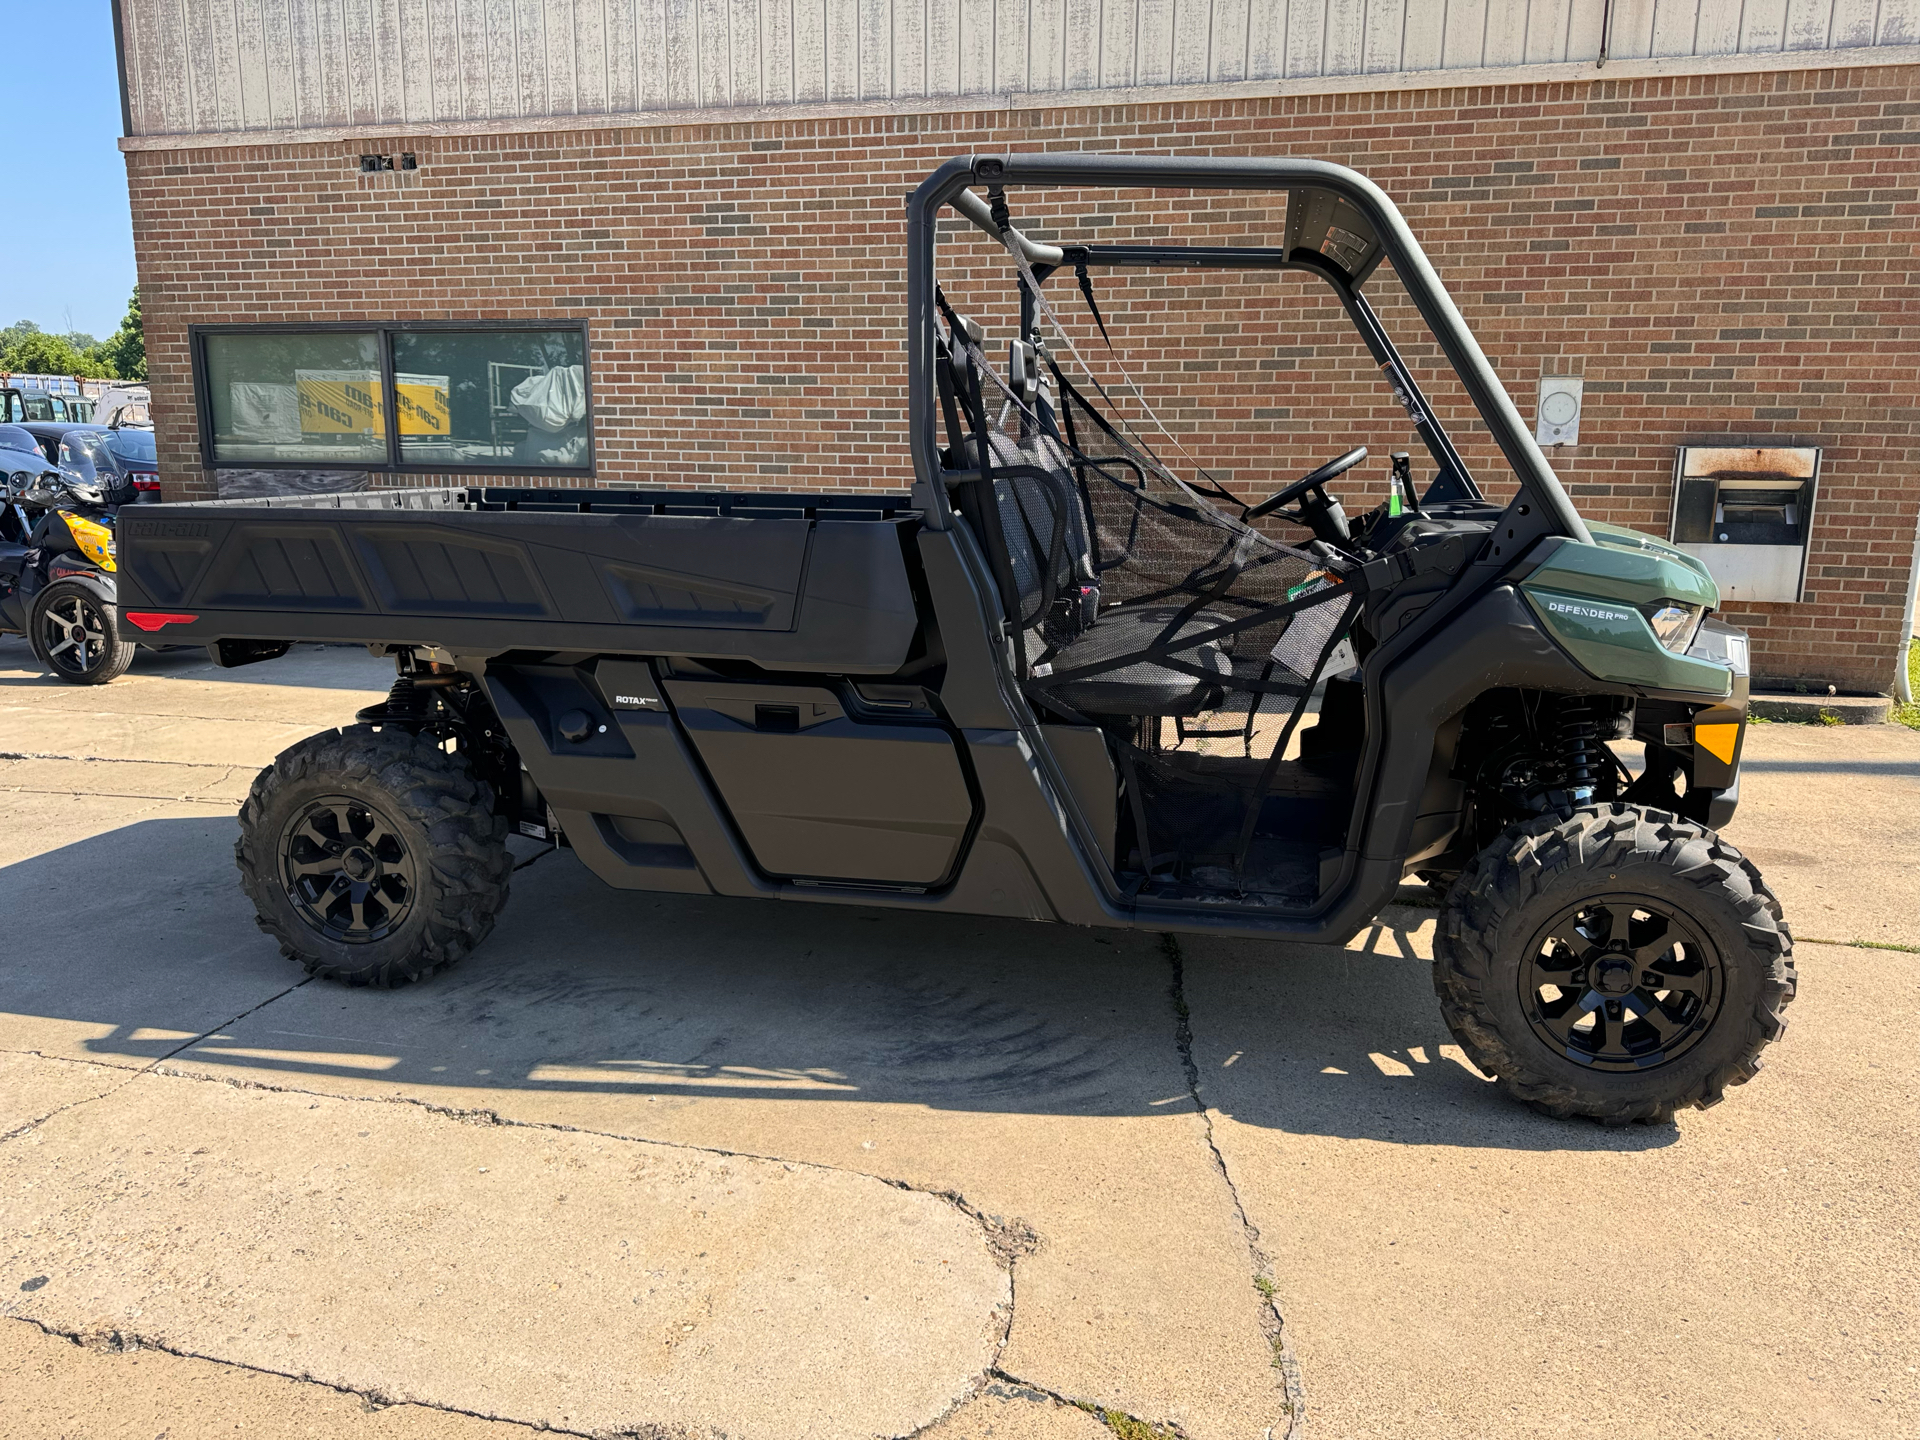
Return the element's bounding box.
[17,421,160,504]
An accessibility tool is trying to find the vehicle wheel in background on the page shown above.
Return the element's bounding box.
[29,579,134,684]
[236,725,512,987]
[1434,804,1796,1125]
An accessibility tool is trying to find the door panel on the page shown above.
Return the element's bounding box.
[664,679,975,888]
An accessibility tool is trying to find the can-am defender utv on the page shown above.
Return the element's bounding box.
[117,155,1792,1124]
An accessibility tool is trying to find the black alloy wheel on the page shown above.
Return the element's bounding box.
[39,590,112,676]
[279,796,418,943]
[1520,895,1725,1072]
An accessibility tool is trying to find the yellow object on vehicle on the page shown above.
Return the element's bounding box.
[61,511,116,572]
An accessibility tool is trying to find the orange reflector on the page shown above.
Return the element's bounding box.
[1694,722,1740,765]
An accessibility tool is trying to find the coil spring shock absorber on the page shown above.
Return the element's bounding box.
[1559,696,1599,808]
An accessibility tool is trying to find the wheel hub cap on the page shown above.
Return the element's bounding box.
[1520,894,1726,1072]
[279,797,416,944]
[1591,956,1636,996]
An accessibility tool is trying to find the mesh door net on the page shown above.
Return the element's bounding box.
[935,281,1360,902]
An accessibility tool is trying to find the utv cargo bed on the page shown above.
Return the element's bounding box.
[115,487,923,672]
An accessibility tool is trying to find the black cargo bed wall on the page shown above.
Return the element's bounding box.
[117,489,923,672]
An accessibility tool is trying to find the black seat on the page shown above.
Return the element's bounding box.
[1042,606,1234,717]
[959,418,1234,719]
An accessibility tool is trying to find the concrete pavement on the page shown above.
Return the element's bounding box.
[1,636,1915,1439]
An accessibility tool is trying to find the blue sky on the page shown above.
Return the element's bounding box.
[0,3,136,340]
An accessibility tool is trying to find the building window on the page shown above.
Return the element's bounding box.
[193,323,592,474]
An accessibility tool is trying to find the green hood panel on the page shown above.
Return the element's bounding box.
[1585,522,1719,592]
[1520,538,1730,698]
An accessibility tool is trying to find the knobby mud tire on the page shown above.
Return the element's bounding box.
[236,725,512,987]
[1434,804,1796,1125]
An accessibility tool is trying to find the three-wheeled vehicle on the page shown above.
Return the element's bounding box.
[115,155,1792,1123]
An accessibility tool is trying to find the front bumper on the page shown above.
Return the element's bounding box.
[1647,616,1751,828]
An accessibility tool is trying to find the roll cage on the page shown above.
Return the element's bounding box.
[905,153,1591,552]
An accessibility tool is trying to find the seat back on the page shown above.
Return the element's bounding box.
[981,430,1105,662]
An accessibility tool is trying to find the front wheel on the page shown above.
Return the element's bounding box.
[1434,805,1795,1124]
[30,578,134,684]
[236,726,512,987]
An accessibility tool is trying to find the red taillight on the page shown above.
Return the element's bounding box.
[132,473,161,494]
[124,611,198,632]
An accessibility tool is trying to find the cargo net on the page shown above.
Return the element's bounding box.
[935,276,1359,901]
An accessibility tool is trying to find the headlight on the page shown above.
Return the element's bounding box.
[1642,600,1706,654]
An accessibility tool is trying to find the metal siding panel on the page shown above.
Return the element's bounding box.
[1525,0,1574,62]
[1481,0,1531,67]
[1321,0,1366,75]
[1029,0,1065,90]
[1739,0,1791,48]
[1691,0,1745,54]
[1783,0,1837,48]
[761,0,795,102]
[957,0,993,91]
[1283,0,1323,76]
[895,0,928,94]
[695,0,729,104]
[233,0,271,127]
[996,0,1025,90]
[515,0,550,114]
[341,0,377,123]
[544,0,580,114]
[793,0,828,100]
[1882,0,1920,43]
[634,0,666,107]
[1565,0,1605,59]
[1441,0,1489,67]
[260,0,299,126]
[1136,0,1174,84]
[1101,0,1140,84]
[604,0,636,109]
[396,0,432,118]
[925,0,959,93]
[1168,0,1209,82]
[825,0,858,97]
[858,0,893,96]
[1400,0,1446,68]
[1206,0,1248,81]
[1829,0,1882,46]
[375,0,411,119]
[179,0,218,130]
[1650,0,1702,56]
[1362,0,1406,71]
[1607,0,1658,60]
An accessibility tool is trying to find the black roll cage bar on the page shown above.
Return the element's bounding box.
[905,153,1591,547]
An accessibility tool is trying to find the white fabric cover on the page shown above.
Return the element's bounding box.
[510,364,587,433]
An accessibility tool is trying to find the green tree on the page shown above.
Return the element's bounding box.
[0,328,108,379]
[91,288,146,382]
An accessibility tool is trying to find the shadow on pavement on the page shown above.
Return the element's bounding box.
[0,636,387,692]
[2,815,1665,1152]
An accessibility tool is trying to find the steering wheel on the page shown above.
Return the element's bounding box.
[1244,446,1369,521]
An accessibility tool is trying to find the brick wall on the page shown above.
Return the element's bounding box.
[126,62,1920,690]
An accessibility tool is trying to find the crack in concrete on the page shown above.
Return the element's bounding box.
[985,1368,1190,1440]
[0,750,241,768]
[1161,934,1306,1440]
[0,981,311,1146]
[125,1044,1036,1440]
[3,1315,563,1436]
[13,1038,1031,1440]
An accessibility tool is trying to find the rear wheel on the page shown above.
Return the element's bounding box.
[236,725,511,987]
[1434,804,1795,1124]
[30,579,134,684]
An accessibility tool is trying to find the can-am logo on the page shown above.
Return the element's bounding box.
[1546,599,1630,623]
